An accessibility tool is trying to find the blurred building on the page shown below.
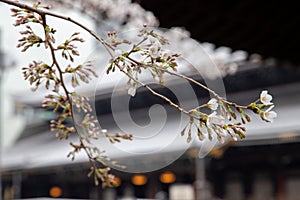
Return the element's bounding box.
[1,60,300,199]
[1,0,300,200]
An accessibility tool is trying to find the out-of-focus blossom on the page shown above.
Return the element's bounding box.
[128,84,137,96]
[207,111,225,126]
[114,49,123,58]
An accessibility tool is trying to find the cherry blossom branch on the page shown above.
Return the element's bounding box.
[125,54,249,109]
[2,0,235,114]
[4,0,132,187]
[107,27,277,143]
[114,62,206,123]
[0,0,277,186]
[160,69,249,109]
[0,0,115,56]
[42,14,99,175]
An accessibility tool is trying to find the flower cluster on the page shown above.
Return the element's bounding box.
[5,0,278,188]
[71,92,92,113]
[105,28,278,144]
[48,0,158,27]
[11,1,43,26]
[42,94,68,112]
[22,61,60,91]
[17,25,44,52]
[182,90,277,144]
[68,142,120,187]
[252,90,277,122]
[87,166,119,188]
[57,32,84,62]
[10,1,132,187]
[64,62,98,87]
[42,94,73,139]
[107,27,180,96]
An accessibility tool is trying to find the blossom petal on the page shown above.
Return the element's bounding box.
[267,111,277,119]
[266,105,275,112]
[207,98,218,110]
[149,44,160,58]
[260,90,273,105]
[262,110,277,122]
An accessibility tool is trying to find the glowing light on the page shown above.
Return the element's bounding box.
[131,174,147,186]
[49,186,62,198]
[159,171,176,184]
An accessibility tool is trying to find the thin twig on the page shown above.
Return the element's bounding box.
[162,69,249,108]
[114,62,205,122]
[125,55,249,109]
[0,0,115,57]
[40,13,100,171]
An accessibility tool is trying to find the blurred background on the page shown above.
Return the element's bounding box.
[1,0,300,199]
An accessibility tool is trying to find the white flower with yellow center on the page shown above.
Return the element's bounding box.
[207,98,218,110]
[149,44,160,58]
[260,90,273,105]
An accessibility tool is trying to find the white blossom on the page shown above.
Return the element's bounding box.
[207,98,218,110]
[149,44,160,58]
[51,0,158,27]
[226,63,238,75]
[262,105,277,122]
[260,90,273,105]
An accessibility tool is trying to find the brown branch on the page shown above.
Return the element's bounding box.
[0,0,114,57]
[49,40,100,172]
[125,55,249,109]
[0,1,130,180]
[0,0,222,114]
[114,62,205,122]
[125,56,219,95]
[162,69,248,109]
[40,13,101,172]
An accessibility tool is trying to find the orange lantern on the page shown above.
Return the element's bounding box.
[131,174,148,186]
[159,171,176,184]
[49,186,62,198]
